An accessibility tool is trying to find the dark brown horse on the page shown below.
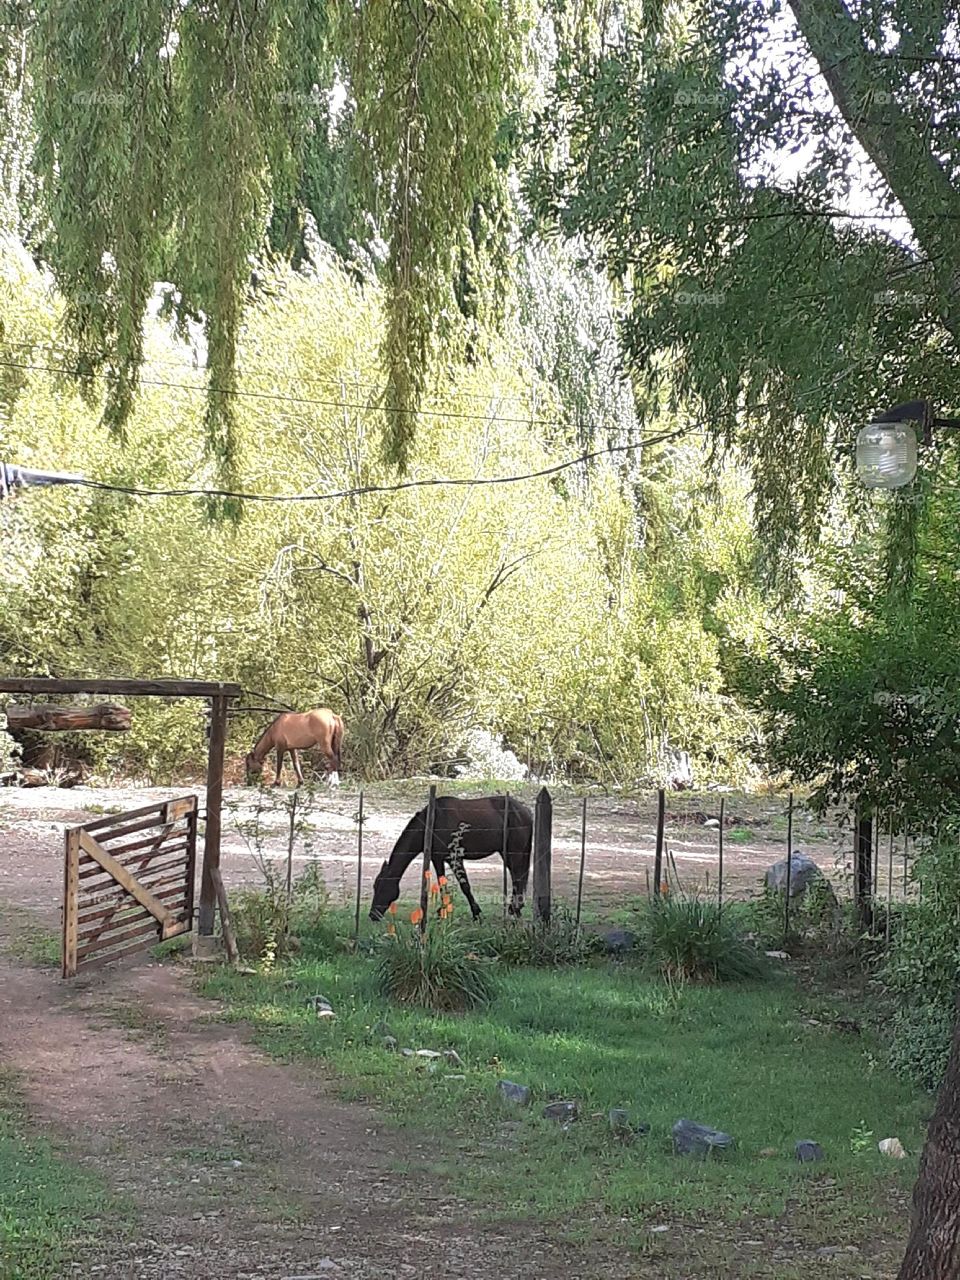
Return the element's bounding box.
[245,708,343,788]
[369,794,532,922]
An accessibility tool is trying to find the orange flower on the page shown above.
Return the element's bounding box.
[424,870,432,881]
[442,895,453,909]
[386,923,396,937]
[410,907,424,925]
[438,875,448,886]
[430,883,440,895]
[387,902,398,916]
[660,881,670,896]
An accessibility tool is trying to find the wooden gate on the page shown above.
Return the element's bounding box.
[62,797,198,977]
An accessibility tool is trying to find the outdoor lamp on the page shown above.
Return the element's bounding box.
[856,399,960,489]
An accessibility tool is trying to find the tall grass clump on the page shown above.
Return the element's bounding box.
[476,905,596,967]
[638,895,766,982]
[376,873,497,1011]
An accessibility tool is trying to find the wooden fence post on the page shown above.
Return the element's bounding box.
[784,791,794,942]
[653,789,666,898]
[533,787,553,925]
[354,790,364,938]
[856,808,874,933]
[419,785,438,934]
[198,694,229,936]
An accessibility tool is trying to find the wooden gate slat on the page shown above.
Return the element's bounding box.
[63,795,198,977]
[78,831,176,927]
[77,923,192,972]
[78,845,189,883]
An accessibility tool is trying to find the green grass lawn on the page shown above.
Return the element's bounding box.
[201,918,927,1232]
[0,1071,119,1279]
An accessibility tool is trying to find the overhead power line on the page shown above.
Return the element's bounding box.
[0,428,693,505]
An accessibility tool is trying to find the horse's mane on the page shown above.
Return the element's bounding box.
[249,717,278,758]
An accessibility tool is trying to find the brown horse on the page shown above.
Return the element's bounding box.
[245,708,344,788]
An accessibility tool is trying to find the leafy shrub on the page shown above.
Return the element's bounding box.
[888,1001,954,1091]
[230,859,333,967]
[377,880,496,1011]
[476,905,598,967]
[638,895,766,983]
[748,879,846,950]
[881,823,960,1087]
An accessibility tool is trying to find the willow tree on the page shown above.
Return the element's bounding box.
[0,0,528,484]
[527,0,960,588]
[528,0,960,1271]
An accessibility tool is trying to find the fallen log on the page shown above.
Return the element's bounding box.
[5,703,132,732]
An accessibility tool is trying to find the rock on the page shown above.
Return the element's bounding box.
[703,818,721,829]
[765,950,790,961]
[415,1049,442,1059]
[444,1074,466,1081]
[602,928,637,954]
[543,1101,579,1124]
[443,1049,465,1067]
[758,1147,779,1158]
[382,1036,398,1052]
[795,1140,825,1163]
[879,1137,907,1159]
[497,1081,532,1106]
[765,852,821,897]
[306,995,334,1017]
[672,1118,734,1158]
[400,1048,416,1058]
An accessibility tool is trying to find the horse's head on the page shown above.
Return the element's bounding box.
[244,752,264,786]
[369,859,401,921]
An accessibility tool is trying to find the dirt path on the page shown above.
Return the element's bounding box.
[0,934,644,1280]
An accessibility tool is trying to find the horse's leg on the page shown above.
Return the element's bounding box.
[273,747,285,786]
[507,851,530,917]
[450,857,482,921]
[290,749,304,787]
[327,748,340,788]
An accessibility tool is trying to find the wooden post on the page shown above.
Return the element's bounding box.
[718,796,725,915]
[501,792,510,918]
[62,827,80,978]
[856,808,874,933]
[784,791,794,941]
[653,789,666,899]
[575,796,588,928]
[533,787,552,925]
[211,865,239,966]
[198,694,229,936]
[419,785,437,934]
[354,790,364,938]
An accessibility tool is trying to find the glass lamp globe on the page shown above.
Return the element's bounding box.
[855,421,918,489]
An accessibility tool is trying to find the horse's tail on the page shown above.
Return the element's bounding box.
[331,715,344,771]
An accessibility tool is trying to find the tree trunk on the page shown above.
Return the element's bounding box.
[5,703,131,732]
[899,1001,960,1277]
[787,0,960,343]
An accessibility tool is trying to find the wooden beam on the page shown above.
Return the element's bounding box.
[198,695,229,935]
[0,678,242,698]
[6,703,131,732]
